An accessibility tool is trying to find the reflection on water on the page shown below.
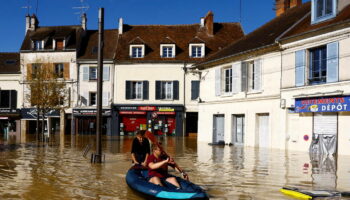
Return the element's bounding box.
[1,134,350,200]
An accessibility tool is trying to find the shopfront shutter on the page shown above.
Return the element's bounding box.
[125,81,131,100]
[215,68,221,96]
[173,80,179,100]
[314,113,337,135]
[143,81,149,100]
[63,63,70,80]
[232,62,241,93]
[295,50,306,86]
[82,66,89,81]
[241,62,248,92]
[103,66,110,81]
[326,42,339,83]
[191,81,200,100]
[254,59,262,91]
[10,90,17,108]
[156,81,161,100]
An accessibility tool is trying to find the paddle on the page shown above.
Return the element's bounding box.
[145,130,189,180]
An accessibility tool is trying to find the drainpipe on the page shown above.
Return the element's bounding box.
[183,62,187,137]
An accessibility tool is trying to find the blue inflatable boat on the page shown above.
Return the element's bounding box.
[126,166,209,200]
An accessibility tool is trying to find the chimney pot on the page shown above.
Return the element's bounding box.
[25,15,31,33]
[30,14,39,31]
[200,18,205,28]
[118,18,123,35]
[81,13,87,30]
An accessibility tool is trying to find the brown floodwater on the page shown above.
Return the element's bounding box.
[1,134,350,200]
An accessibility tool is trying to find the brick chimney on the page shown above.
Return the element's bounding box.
[275,0,302,17]
[81,13,87,30]
[118,18,123,35]
[25,15,31,33]
[204,11,214,36]
[29,14,39,31]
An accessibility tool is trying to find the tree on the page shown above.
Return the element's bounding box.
[25,62,68,141]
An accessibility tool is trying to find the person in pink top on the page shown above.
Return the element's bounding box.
[146,144,188,188]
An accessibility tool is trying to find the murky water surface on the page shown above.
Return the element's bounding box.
[1,134,350,200]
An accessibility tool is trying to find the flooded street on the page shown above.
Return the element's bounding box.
[1,134,350,200]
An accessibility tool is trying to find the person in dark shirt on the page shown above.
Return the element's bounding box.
[131,130,150,167]
[147,144,188,188]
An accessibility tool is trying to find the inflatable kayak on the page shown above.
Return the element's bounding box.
[280,187,350,199]
[126,166,209,200]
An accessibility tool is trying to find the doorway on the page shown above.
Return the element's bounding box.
[213,114,225,144]
[232,115,245,145]
[257,114,269,148]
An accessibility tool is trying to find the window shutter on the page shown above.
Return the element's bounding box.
[103,66,110,81]
[125,81,131,100]
[295,50,306,86]
[254,59,262,91]
[232,62,241,93]
[143,81,149,100]
[27,64,32,80]
[103,92,109,106]
[63,63,70,80]
[81,92,88,106]
[173,81,179,100]
[215,68,221,96]
[155,81,161,100]
[10,90,17,108]
[327,42,339,83]
[191,81,200,100]
[241,62,248,92]
[82,66,89,81]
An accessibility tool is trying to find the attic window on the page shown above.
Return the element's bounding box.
[130,45,145,58]
[5,60,16,65]
[160,44,175,58]
[312,0,337,24]
[189,43,205,58]
[92,46,98,54]
[55,39,64,50]
[33,40,44,50]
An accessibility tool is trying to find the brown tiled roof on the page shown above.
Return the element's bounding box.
[78,29,118,60]
[280,4,350,40]
[20,25,82,51]
[114,22,244,63]
[196,2,311,68]
[0,53,20,74]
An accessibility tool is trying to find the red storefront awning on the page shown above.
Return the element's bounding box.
[119,111,146,115]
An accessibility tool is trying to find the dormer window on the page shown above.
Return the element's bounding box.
[55,39,64,50]
[33,40,44,50]
[160,44,175,58]
[130,45,145,58]
[312,0,337,24]
[189,43,205,58]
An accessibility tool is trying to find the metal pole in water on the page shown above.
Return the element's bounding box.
[92,7,104,163]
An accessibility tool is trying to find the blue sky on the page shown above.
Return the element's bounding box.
[0,0,308,52]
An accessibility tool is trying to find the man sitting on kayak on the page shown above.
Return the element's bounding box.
[147,144,188,188]
[131,130,150,167]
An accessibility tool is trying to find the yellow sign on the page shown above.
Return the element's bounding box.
[159,107,174,112]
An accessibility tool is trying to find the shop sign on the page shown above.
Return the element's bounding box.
[295,96,350,113]
[158,107,175,112]
[119,111,146,115]
[119,106,137,111]
[138,106,156,111]
[156,111,176,115]
[0,109,21,114]
[21,108,60,119]
[73,109,111,116]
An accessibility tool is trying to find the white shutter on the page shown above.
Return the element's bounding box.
[103,92,110,106]
[314,113,337,135]
[326,42,339,83]
[82,66,89,81]
[254,59,262,91]
[215,68,221,96]
[232,62,241,93]
[295,50,306,86]
[82,92,88,106]
[103,66,110,81]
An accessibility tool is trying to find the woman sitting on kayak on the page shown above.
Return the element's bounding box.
[147,144,188,188]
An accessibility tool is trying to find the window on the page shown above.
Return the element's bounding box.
[34,40,43,50]
[309,46,327,84]
[295,42,339,86]
[247,60,262,91]
[0,90,17,108]
[189,44,205,58]
[191,81,200,100]
[89,92,97,106]
[89,67,97,80]
[156,81,179,100]
[126,81,149,100]
[32,63,41,79]
[312,0,336,23]
[224,68,232,93]
[161,44,175,58]
[55,39,64,50]
[130,45,145,58]
[55,63,64,78]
